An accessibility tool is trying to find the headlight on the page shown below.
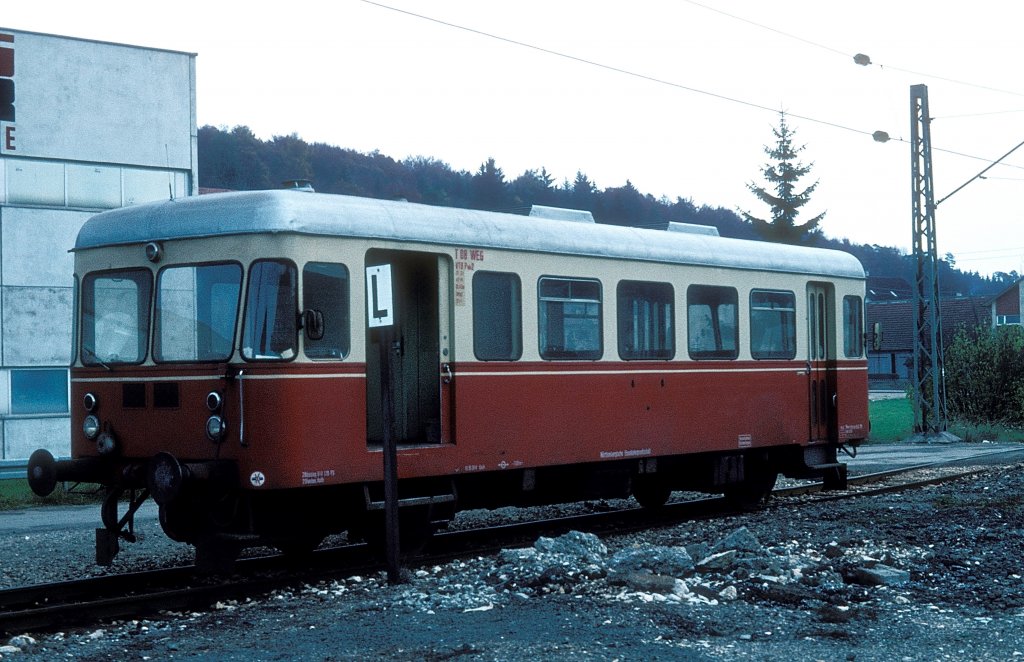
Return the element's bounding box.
[83,414,100,440]
[206,415,228,442]
[206,391,223,411]
[83,392,98,411]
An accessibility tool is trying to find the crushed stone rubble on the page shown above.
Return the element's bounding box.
[4,461,1024,660]
[0,526,923,657]
[379,526,924,614]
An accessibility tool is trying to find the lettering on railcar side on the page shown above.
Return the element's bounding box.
[454,248,485,306]
[301,469,337,486]
[840,423,866,439]
[600,448,652,459]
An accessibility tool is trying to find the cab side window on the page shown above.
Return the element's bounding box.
[303,262,350,359]
[242,260,297,361]
[843,295,864,358]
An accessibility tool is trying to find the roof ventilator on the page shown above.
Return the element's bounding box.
[528,205,595,224]
[667,221,719,236]
[282,179,315,193]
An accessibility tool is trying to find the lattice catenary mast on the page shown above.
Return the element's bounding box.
[909,84,947,435]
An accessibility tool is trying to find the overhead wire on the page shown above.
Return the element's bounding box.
[360,0,1024,172]
[358,0,885,143]
[937,138,1024,206]
[955,245,1024,257]
[681,0,1024,99]
[679,0,1024,174]
[935,109,1024,120]
[680,0,850,60]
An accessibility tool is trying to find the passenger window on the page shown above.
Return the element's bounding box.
[750,290,796,360]
[242,260,297,361]
[303,262,351,359]
[538,277,602,360]
[473,271,522,361]
[687,285,738,360]
[843,295,864,358]
[618,281,674,360]
[155,263,242,362]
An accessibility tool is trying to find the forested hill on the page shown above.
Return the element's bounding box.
[197,125,1010,298]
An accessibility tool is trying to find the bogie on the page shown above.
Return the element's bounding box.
[631,476,672,511]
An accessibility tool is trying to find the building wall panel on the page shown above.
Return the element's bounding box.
[67,163,121,208]
[1,30,195,169]
[2,286,72,365]
[4,416,68,458]
[0,29,195,461]
[6,158,63,205]
[2,207,90,286]
[124,167,187,206]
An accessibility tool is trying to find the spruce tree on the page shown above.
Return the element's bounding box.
[741,112,825,244]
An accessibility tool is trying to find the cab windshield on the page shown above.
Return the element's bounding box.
[154,263,243,362]
[81,269,152,365]
[80,259,301,366]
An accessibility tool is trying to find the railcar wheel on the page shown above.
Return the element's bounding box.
[275,534,325,558]
[354,506,435,557]
[724,470,778,511]
[632,477,671,510]
[195,537,241,574]
[158,502,202,543]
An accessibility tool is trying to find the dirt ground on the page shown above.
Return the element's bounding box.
[4,458,1024,661]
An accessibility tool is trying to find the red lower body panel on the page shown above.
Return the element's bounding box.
[70,360,869,490]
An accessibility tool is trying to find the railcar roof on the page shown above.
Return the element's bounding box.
[75,190,865,279]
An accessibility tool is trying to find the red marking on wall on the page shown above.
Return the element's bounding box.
[0,48,12,77]
[0,33,14,138]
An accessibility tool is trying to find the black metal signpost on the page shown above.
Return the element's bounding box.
[367,264,402,584]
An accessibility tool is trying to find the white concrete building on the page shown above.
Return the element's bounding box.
[0,28,196,461]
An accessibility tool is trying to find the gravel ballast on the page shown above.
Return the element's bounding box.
[2,459,1024,660]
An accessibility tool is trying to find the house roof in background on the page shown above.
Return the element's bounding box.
[987,278,1023,306]
[866,276,912,302]
[866,297,990,352]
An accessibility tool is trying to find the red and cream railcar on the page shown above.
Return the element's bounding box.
[28,190,868,563]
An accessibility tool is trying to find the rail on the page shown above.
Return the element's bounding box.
[2,447,1023,635]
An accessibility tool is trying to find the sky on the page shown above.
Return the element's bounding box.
[5,1,1023,276]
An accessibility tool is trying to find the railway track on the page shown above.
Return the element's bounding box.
[786,445,1024,499]
[3,446,1022,636]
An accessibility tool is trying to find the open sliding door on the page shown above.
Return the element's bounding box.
[366,249,453,446]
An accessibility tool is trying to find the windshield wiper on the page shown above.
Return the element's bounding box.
[82,347,112,372]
